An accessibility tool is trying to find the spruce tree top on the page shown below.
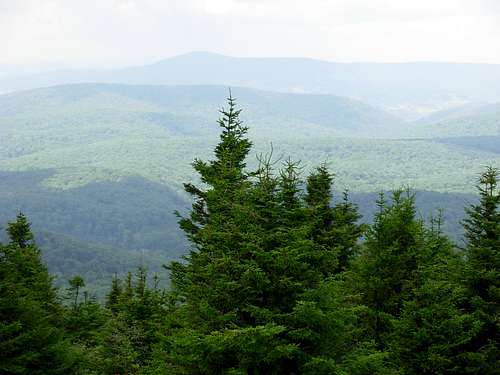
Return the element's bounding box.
[7,212,34,249]
[194,92,252,188]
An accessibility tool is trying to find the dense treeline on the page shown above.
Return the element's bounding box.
[1,97,498,374]
[0,170,473,294]
[0,171,187,253]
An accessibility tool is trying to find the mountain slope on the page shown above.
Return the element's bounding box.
[3,52,500,118]
[414,102,500,125]
[0,83,497,193]
[0,83,404,140]
[0,169,477,296]
[413,110,500,137]
[434,136,500,154]
[1,83,497,291]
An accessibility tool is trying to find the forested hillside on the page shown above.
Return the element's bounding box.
[1,84,499,290]
[413,110,500,137]
[3,52,500,119]
[1,98,498,374]
[2,84,498,193]
[0,169,475,294]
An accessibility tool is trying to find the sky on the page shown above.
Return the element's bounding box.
[1,0,500,72]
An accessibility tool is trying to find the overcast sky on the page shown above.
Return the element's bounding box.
[1,0,500,72]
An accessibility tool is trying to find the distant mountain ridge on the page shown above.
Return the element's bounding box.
[0,83,405,139]
[414,102,500,125]
[3,52,500,119]
[412,104,500,137]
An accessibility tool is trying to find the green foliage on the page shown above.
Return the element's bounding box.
[305,165,365,273]
[0,214,75,374]
[67,274,85,310]
[89,268,168,374]
[0,170,475,294]
[1,84,498,194]
[389,228,475,374]
[0,95,498,374]
[414,111,500,137]
[351,191,426,346]
[7,212,34,248]
[163,96,376,373]
[1,84,497,288]
[458,167,500,373]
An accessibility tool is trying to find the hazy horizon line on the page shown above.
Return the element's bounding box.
[3,50,500,78]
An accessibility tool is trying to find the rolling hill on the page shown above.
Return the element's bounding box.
[0,83,405,140]
[414,102,500,125]
[0,169,476,295]
[434,136,500,154]
[413,108,500,137]
[1,83,498,293]
[1,83,497,193]
[3,52,500,119]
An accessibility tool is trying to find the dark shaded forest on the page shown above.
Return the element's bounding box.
[0,169,475,295]
[1,97,498,374]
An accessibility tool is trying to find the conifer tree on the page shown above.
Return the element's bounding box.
[95,268,168,374]
[0,214,74,374]
[459,166,499,373]
[7,212,34,248]
[352,190,425,347]
[165,97,382,374]
[106,275,123,313]
[63,274,107,354]
[305,165,364,274]
[67,274,85,311]
[175,91,252,242]
[169,93,255,332]
[390,222,474,374]
[331,191,365,271]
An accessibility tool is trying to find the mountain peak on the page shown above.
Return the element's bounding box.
[156,51,231,64]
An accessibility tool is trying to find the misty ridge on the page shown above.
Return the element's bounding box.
[3,51,500,120]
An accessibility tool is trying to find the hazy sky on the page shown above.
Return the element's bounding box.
[2,0,500,71]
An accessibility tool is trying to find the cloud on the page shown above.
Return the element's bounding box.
[0,0,499,69]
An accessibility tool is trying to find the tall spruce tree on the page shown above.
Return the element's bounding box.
[352,190,425,347]
[390,221,474,374]
[6,212,34,248]
[305,165,364,274]
[164,97,386,374]
[0,213,74,374]
[165,95,295,374]
[169,93,255,331]
[459,167,499,373]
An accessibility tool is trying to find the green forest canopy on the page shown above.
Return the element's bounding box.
[1,96,498,374]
